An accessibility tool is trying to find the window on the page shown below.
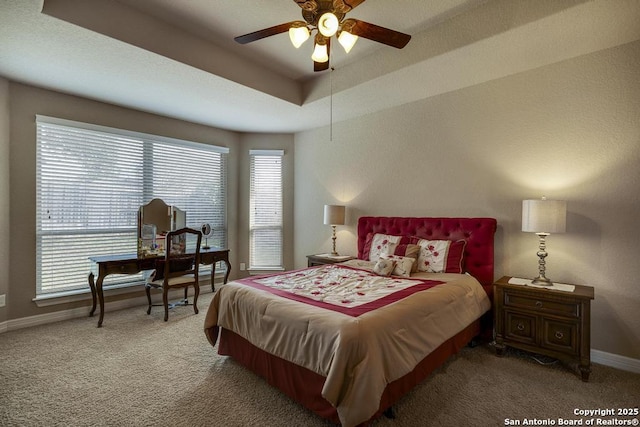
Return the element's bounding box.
[249,150,284,270]
[36,116,228,296]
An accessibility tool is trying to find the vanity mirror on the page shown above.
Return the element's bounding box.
[137,198,186,257]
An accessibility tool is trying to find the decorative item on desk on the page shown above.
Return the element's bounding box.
[200,223,213,250]
[522,197,567,286]
[138,223,157,257]
[323,204,345,256]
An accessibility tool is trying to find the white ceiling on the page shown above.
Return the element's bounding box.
[1,0,639,133]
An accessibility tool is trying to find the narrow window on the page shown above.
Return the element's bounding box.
[249,150,284,271]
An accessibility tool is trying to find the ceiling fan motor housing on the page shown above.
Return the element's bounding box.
[302,0,346,27]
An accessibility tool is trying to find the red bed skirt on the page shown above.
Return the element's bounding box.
[216,319,481,425]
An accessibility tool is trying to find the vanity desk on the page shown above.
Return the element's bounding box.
[88,248,230,327]
[88,198,229,327]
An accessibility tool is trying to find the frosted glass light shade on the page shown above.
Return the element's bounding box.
[311,42,329,63]
[323,205,345,225]
[289,25,310,48]
[338,30,358,53]
[522,199,567,233]
[318,12,339,37]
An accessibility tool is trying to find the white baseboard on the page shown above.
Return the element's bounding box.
[2,284,213,332]
[591,349,640,373]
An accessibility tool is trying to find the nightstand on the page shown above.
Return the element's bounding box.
[307,254,355,267]
[493,276,595,381]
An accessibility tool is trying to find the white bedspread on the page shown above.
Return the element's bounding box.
[204,261,490,427]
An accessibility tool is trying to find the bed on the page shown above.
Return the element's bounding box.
[204,216,497,426]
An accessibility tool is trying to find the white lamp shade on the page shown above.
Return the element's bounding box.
[522,199,567,233]
[338,30,358,53]
[318,12,339,37]
[311,42,329,63]
[324,205,345,226]
[289,25,310,48]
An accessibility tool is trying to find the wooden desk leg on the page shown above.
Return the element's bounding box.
[96,275,106,328]
[211,262,216,292]
[88,273,97,317]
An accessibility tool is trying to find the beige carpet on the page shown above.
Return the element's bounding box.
[1,291,639,427]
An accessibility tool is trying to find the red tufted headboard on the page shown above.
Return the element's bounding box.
[357,217,497,287]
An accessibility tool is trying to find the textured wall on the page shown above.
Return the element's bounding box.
[294,41,640,359]
[0,78,9,326]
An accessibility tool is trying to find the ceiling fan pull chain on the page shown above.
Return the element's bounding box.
[330,66,334,142]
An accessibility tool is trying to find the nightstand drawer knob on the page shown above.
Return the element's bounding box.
[555,331,564,340]
[517,323,525,331]
[535,301,543,308]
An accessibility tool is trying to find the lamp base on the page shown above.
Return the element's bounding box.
[532,232,553,286]
[531,276,553,286]
[330,225,338,257]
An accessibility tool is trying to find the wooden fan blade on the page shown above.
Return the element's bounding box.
[314,60,330,72]
[314,38,331,72]
[235,22,297,44]
[333,0,366,13]
[349,19,411,49]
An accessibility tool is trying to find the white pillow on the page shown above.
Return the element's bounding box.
[415,239,451,273]
[368,233,403,262]
[380,254,415,278]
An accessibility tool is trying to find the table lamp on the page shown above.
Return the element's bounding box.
[522,197,567,285]
[323,205,345,256]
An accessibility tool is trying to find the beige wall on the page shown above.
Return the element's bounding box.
[5,82,291,321]
[0,77,9,326]
[294,41,640,359]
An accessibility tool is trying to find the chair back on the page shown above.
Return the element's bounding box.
[160,227,202,281]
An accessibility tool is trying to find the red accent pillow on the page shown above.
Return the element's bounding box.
[444,240,466,274]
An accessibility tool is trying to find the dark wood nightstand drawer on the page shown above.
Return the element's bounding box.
[504,289,580,318]
[505,310,536,345]
[542,318,579,355]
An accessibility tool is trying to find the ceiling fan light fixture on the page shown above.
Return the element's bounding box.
[289,23,310,48]
[311,41,329,63]
[318,12,339,37]
[338,30,358,53]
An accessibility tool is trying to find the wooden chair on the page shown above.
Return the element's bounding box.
[145,227,202,321]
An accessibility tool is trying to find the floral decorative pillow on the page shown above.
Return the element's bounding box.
[390,243,420,273]
[414,239,466,273]
[373,258,396,276]
[364,233,405,262]
[380,254,414,277]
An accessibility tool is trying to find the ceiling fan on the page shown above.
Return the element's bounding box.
[234,0,412,72]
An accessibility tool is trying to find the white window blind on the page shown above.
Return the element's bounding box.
[36,116,228,296]
[249,150,284,270]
